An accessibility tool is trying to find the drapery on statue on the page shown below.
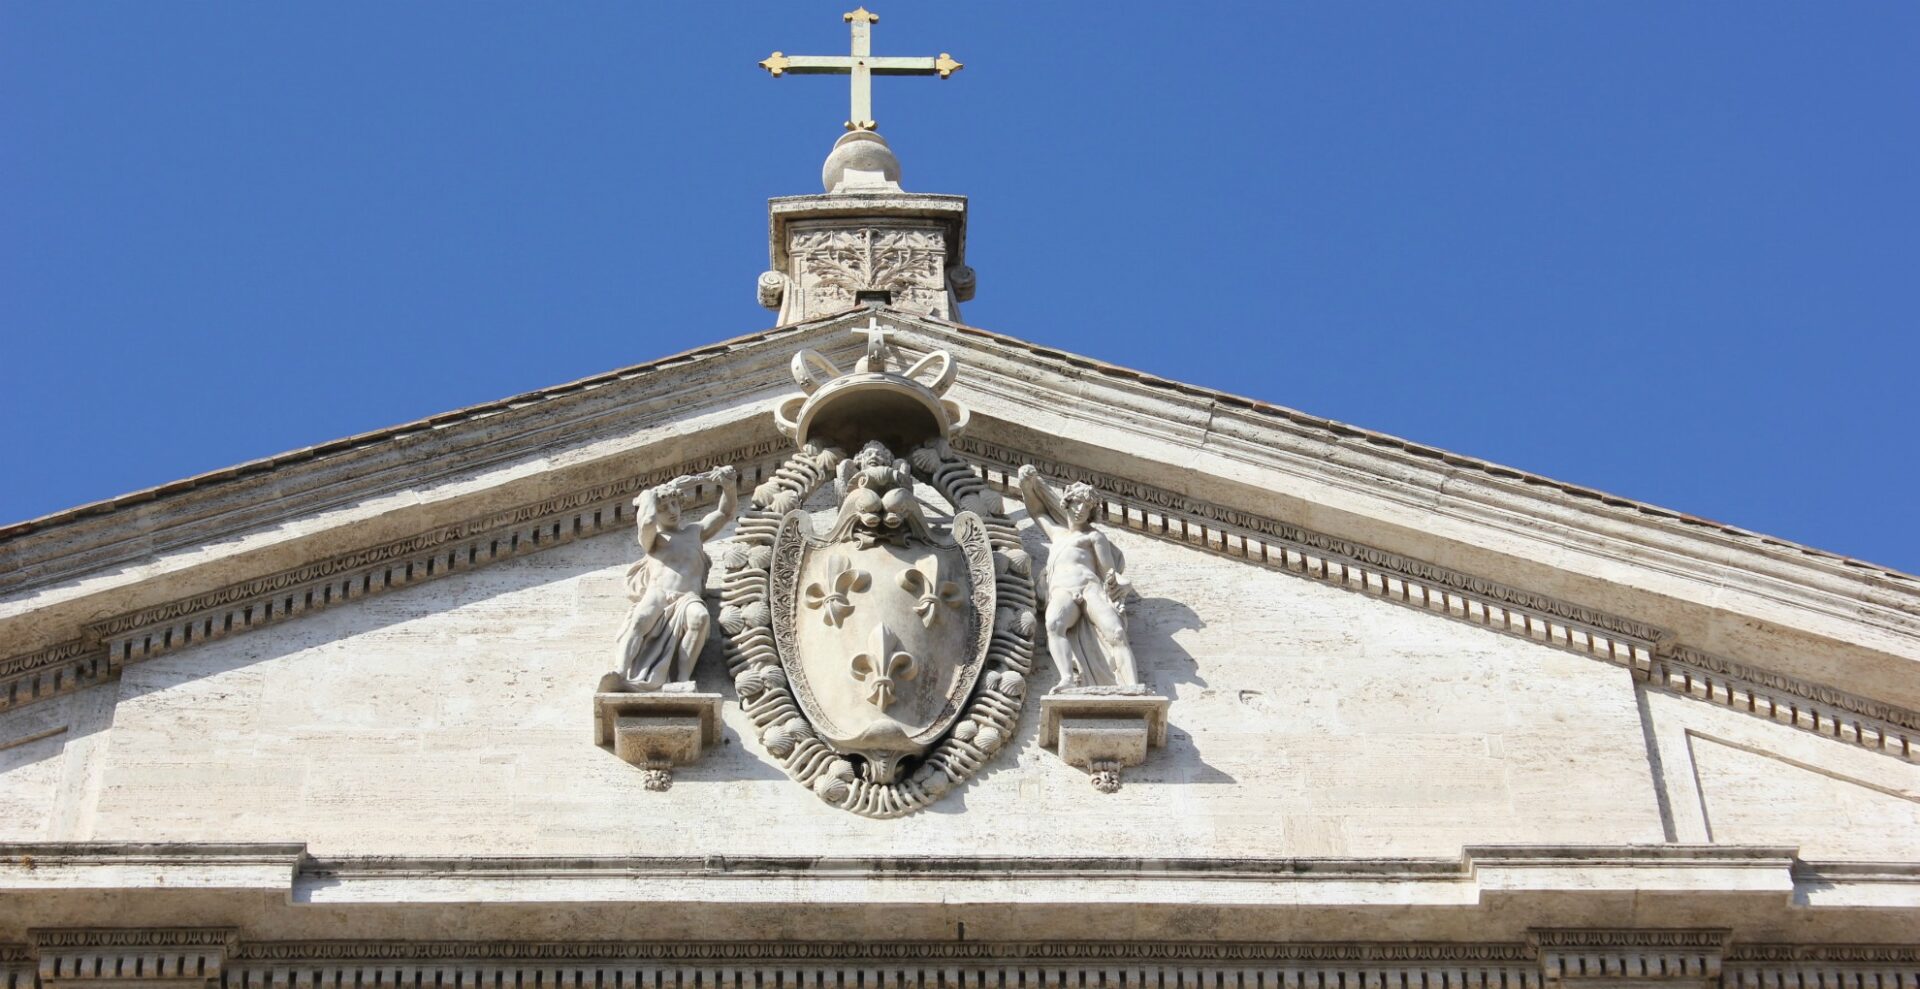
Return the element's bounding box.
[604,466,739,691]
[1017,465,1139,688]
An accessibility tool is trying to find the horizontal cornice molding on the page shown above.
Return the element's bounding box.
[5,928,1910,965]
[224,940,1540,963]
[1,844,1912,950]
[0,842,1826,893]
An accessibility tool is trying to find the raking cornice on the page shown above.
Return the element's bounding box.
[2,311,1916,737]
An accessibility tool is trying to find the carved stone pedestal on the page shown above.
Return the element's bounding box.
[592,687,725,791]
[1038,688,1171,793]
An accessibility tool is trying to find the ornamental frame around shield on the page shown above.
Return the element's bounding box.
[714,331,1038,817]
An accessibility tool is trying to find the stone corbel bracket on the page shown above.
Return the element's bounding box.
[1038,689,1171,792]
[592,689,726,791]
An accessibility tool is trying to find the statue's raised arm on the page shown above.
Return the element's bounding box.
[700,465,740,541]
[1017,464,1070,534]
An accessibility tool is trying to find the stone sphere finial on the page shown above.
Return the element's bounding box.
[823,130,903,194]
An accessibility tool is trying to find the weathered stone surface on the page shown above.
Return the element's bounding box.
[0,524,1695,857]
[592,689,725,790]
[763,198,969,323]
[604,467,737,692]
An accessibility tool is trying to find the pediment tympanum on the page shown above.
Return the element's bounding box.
[2,308,1917,798]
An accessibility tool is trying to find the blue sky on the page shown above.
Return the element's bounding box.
[3,4,1916,571]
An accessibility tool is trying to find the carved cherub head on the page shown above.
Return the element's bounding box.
[635,476,693,530]
[853,440,894,474]
[1061,482,1099,529]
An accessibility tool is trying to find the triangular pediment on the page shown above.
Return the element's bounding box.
[2,306,1917,781]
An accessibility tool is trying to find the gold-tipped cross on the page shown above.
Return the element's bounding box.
[759,7,962,132]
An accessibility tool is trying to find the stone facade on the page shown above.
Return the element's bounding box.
[1,96,1916,983]
[3,524,1678,855]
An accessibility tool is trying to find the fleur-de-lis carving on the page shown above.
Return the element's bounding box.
[804,553,870,627]
[849,625,918,711]
[897,559,963,627]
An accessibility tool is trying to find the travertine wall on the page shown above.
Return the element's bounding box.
[7,515,1909,859]
[1640,683,1920,858]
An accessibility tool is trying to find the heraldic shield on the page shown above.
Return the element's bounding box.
[717,324,1039,817]
[770,504,994,785]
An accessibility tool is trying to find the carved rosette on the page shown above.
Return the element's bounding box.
[718,332,1036,817]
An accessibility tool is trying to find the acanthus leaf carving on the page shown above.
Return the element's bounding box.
[784,223,952,319]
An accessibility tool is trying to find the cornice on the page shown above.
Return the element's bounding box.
[228,940,1537,962]
[1,844,1913,949]
[30,929,237,951]
[928,317,1920,595]
[11,311,1915,630]
[0,323,819,552]
[0,843,1805,886]
[1529,929,1731,949]
[1654,645,1920,736]
[82,438,789,643]
[300,853,1475,884]
[0,323,849,605]
[0,935,1913,989]
[11,929,1909,969]
[0,842,306,867]
[957,438,1668,644]
[919,319,1920,713]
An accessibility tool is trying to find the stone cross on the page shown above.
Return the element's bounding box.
[759,7,962,132]
[851,315,898,373]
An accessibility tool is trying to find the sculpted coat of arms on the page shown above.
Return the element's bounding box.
[770,440,995,786]
[597,317,1163,808]
[715,321,1038,816]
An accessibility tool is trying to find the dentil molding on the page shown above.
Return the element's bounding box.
[0,930,1912,989]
